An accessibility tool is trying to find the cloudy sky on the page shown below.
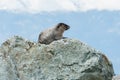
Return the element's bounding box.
[1,0,120,13]
[0,0,120,74]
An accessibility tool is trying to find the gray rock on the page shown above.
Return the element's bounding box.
[0,36,114,80]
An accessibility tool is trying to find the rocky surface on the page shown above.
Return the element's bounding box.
[0,36,114,80]
[112,75,120,80]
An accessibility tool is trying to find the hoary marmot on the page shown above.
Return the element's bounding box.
[38,23,70,44]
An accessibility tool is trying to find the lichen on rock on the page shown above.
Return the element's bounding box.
[0,36,114,80]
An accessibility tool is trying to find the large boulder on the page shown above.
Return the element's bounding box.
[0,36,114,80]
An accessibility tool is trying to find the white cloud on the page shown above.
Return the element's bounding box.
[75,0,120,11]
[0,0,25,11]
[0,0,120,13]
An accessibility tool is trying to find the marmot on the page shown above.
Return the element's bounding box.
[38,23,70,44]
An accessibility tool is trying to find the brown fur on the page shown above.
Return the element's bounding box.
[38,23,70,44]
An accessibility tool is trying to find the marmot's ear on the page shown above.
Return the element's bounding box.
[56,23,63,30]
[56,23,70,30]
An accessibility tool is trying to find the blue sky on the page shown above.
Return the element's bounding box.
[0,0,120,74]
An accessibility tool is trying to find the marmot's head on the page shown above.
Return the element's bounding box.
[56,23,70,31]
